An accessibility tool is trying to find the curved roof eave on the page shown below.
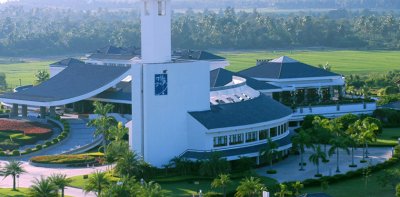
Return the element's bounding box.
[0,64,132,107]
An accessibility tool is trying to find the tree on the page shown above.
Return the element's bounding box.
[260,138,278,170]
[329,136,350,173]
[291,181,304,196]
[83,170,110,197]
[48,173,71,197]
[29,176,58,197]
[292,129,313,171]
[211,174,232,197]
[87,101,117,152]
[309,145,327,176]
[1,160,26,191]
[312,116,332,155]
[114,150,143,178]
[274,184,292,197]
[396,183,400,197]
[108,122,128,142]
[35,70,50,84]
[235,177,265,197]
[346,123,360,167]
[200,153,230,177]
[377,169,400,191]
[138,181,170,197]
[356,119,379,159]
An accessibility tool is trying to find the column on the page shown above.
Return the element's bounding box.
[11,104,18,117]
[40,106,46,119]
[49,106,56,117]
[21,105,28,118]
[329,86,334,100]
[318,87,322,103]
[304,89,308,104]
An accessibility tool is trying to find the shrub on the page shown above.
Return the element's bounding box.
[45,141,52,146]
[98,146,105,153]
[57,135,64,141]
[83,175,89,179]
[349,164,358,168]
[266,170,277,174]
[0,148,3,151]
[61,131,68,137]
[31,154,98,164]
[25,148,33,153]
[314,174,323,178]
[36,144,42,150]
[12,150,20,156]
[0,151,6,156]
[52,138,59,144]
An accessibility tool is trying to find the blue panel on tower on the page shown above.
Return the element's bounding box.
[155,74,168,96]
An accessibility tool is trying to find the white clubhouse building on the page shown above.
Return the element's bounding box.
[0,0,376,167]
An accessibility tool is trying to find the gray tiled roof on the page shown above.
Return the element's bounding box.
[88,45,140,60]
[239,57,340,79]
[0,64,130,103]
[93,81,132,101]
[181,131,294,160]
[50,58,84,67]
[189,94,292,130]
[174,50,225,61]
[210,68,280,91]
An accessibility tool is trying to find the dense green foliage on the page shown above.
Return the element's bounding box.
[30,153,103,165]
[2,7,400,56]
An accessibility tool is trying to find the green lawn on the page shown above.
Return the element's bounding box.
[0,130,50,150]
[374,128,400,146]
[219,50,400,75]
[303,163,400,197]
[0,61,51,88]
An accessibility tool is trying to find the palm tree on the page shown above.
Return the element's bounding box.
[357,119,379,159]
[274,184,292,197]
[329,136,350,173]
[199,153,230,177]
[292,130,313,171]
[347,123,360,167]
[83,170,110,197]
[260,138,278,170]
[48,173,71,197]
[211,174,232,197]
[309,145,327,176]
[291,181,304,196]
[108,122,128,142]
[312,116,332,155]
[87,101,117,152]
[138,181,170,197]
[29,176,58,197]
[235,177,266,197]
[2,160,26,190]
[115,150,143,178]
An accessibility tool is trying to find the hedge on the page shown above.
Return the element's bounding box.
[30,153,104,164]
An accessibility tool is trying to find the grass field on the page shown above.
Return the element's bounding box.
[0,188,73,197]
[0,61,50,88]
[303,163,400,197]
[219,50,400,75]
[374,128,400,146]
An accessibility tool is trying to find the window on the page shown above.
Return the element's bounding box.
[213,136,227,147]
[144,0,150,15]
[246,131,257,143]
[229,134,244,145]
[158,0,166,16]
[270,127,277,137]
[259,129,268,140]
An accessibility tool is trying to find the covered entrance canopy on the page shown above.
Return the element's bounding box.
[0,64,132,107]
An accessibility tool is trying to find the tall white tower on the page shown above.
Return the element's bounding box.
[131,0,210,167]
[141,0,172,63]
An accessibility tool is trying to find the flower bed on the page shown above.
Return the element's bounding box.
[30,153,104,166]
[0,118,70,156]
[0,119,52,135]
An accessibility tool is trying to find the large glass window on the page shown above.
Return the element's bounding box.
[213,136,227,147]
[229,134,244,145]
[246,131,257,143]
[270,127,277,137]
[259,129,268,140]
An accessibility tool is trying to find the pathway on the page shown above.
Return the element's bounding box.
[0,160,107,197]
[0,115,98,196]
[256,146,393,182]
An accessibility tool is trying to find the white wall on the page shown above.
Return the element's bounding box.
[131,61,210,167]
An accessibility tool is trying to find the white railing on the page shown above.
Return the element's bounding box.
[291,102,377,120]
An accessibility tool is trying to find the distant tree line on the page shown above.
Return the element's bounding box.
[1,7,400,55]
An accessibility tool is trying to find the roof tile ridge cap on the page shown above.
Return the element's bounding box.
[213,68,221,88]
[278,62,284,79]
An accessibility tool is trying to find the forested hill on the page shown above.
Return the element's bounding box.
[2,0,400,10]
[1,7,400,56]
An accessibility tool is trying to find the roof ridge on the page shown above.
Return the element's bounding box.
[212,68,221,87]
[278,62,283,79]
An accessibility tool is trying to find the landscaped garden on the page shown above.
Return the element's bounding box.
[0,119,53,150]
[30,152,105,167]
